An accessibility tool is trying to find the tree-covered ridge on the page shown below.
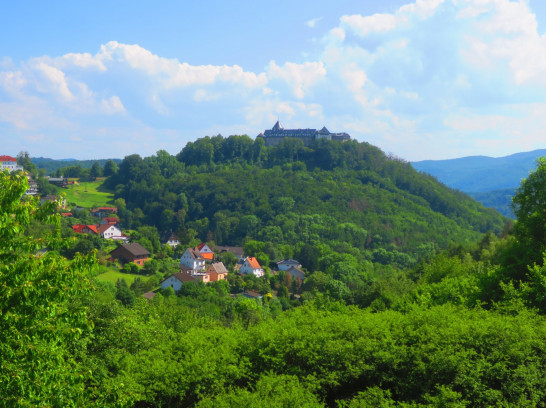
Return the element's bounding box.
[105,135,506,263]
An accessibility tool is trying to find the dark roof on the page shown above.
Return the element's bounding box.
[214,245,244,257]
[277,259,301,266]
[171,271,196,283]
[117,243,150,256]
[287,266,305,276]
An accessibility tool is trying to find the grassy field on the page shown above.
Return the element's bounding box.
[62,179,114,208]
[96,268,149,286]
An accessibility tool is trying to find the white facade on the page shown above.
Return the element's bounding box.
[240,258,265,278]
[100,225,122,239]
[180,248,206,271]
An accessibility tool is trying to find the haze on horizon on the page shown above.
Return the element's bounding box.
[2,0,546,162]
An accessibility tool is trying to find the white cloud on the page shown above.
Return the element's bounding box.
[306,17,323,28]
[267,61,327,99]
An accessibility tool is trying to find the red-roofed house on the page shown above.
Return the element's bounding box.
[91,207,118,217]
[100,217,119,226]
[72,224,98,235]
[197,243,214,260]
[0,155,23,172]
[240,257,264,277]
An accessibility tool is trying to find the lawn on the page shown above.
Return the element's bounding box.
[62,179,114,208]
[96,268,150,286]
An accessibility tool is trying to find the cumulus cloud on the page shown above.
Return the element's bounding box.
[2,0,546,160]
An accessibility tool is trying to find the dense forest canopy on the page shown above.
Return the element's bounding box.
[104,135,506,269]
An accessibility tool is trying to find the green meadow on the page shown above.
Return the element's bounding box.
[96,268,150,286]
[62,178,114,208]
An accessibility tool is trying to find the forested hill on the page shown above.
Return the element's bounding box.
[104,135,506,267]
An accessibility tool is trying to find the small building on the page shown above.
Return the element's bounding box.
[205,262,228,282]
[161,271,196,291]
[286,266,305,282]
[180,247,206,272]
[72,224,98,235]
[100,217,119,226]
[110,243,150,266]
[214,245,245,260]
[47,176,67,188]
[0,155,23,172]
[91,206,118,217]
[98,224,124,240]
[277,259,302,271]
[240,257,265,278]
[165,233,180,248]
[197,242,214,260]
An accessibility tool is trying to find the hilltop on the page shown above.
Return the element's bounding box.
[102,135,506,269]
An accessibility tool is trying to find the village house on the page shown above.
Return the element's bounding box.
[161,271,196,291]
[91,206,118,217]
[100,217,119,226]
[180,247,206,272]
[98,224,127,241]
[165,233,180,248]
[240,257,264,278]
[0,155,23,172]
[197,242,214,260]
[214,245,245,261]
[205,262,229,282]
[277,259,302,271]
[286,266,305,282]
[72,224,98,235]
[110,243,150,266]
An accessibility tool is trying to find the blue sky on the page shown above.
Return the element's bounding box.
[2,0,546,160]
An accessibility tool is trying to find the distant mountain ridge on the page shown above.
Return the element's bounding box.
[412,149,546,193]
[31,157,122,174]
[412,149,546,217]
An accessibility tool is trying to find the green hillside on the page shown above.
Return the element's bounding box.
[104,136,506,269]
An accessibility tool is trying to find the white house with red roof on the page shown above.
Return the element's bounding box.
[240,257,265,277]
[0,155,23,172]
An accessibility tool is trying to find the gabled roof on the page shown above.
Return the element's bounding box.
[171,271,196,283]
[246,256,262,270]
[98,224,119,234]
[101,217,119,224]
[215,246,244,258]
[287,266,305,276]
[167,233,179,242]
[0,155,17,162]
[115,243,150,257]
[186,247,204,260]
[72,224,98,234]
[208,262,228,275]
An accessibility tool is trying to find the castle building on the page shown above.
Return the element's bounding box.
[257,121,350,147]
